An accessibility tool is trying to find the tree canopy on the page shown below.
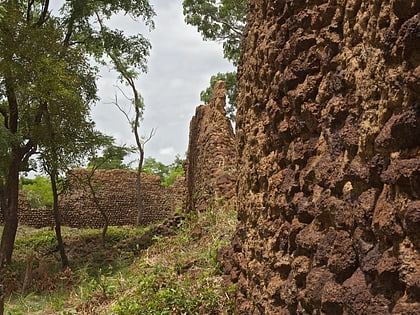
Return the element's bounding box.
[143,155,185,187]
[183,0,247,122]
[183,0,246,65]
[0,0,155,265]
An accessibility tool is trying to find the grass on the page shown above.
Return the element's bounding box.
[2,203,238,314]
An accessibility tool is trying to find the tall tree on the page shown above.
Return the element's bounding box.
[0,2,71,265]
[183,0,247,121]
[89,3,155,226]
[113,92,155,225]
[0,0,155,266]
[38,101,103,268]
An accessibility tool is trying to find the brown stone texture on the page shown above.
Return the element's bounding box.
[185,81,237,212]
[0,194,55,228]
[227,0,420,314]
[3,172,184,229]
[58,169,182,228]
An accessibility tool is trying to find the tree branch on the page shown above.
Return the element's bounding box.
[26,0,35,23]
[112,94,132,125]
[36,0,50,27]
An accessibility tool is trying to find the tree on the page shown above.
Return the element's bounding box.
[183,0,247,122]
[0,2,84,266]
[114,92,155,225]
[183,0,246,65]
[142,155,185,187]
[20,176,53,209]
[0,0,155,266]
[88,143,134,170]
[38,107,106,268]
[142,157,170,180]
[162,155,185,187]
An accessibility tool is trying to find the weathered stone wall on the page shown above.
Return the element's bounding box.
[18,207,55,228]
[172,176,187,211]
[9,169,184,228]
[0,194,55,228]
[227,1,420,314]
[59,169,179,227]
[185,81,237,212]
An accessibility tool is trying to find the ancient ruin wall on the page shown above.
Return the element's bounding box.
[58,169,179,228]
[228,1,420,314]
[9,171,184,229]
[185,81,237,212]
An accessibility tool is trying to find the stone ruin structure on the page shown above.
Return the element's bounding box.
[221,0,420,314]
[59,169,185,227]
[185,80,237,212]
[10,170,184,228]
[11,79,237,228]
[0,193,55,228]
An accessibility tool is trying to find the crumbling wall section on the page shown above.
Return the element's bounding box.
[185,81,237,212]
[0,194,55,228]
[227,1,420,314]
[59,169,177,228]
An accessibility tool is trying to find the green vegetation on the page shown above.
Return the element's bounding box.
[3,205,237,314]
[20,177,54,209]
[183,0,246,64]
[0,0,155,265]
[183,0,247,121]
[142,155,185,186]
[87,143,135,170]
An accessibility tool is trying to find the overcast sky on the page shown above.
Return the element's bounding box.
[91,0,234,165]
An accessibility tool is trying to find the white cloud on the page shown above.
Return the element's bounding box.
[52,0,234,166]
[91,0,234,165]
[158,147,176,157]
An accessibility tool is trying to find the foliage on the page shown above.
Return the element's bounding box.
[87,141,135,170]
[183,0,247,122]
[20,176,54,208]
[183,0,247,65]
[142,155,185,186]
[142,157,170,179]
[0,0,155,264]
[14,229,56,253]
[4,202,238,314]
[112,204,238,314]
[200,71,238,122]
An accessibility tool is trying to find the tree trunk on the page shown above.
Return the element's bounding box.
[87,179,109,246]
[136,168,143,226]
[0,152,20,265]
[136,150,144,226]
[50,173,68,268]
[0,282,4,315]
[0,188,5,224]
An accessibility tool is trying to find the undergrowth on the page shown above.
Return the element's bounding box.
[3,204,237,314]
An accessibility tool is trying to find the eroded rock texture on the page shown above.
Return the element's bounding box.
[59,169,183,227]
[185,81,237,212]
[229,0,420,314]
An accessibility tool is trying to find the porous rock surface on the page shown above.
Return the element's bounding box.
[185,81,237,212]
[59,169,184,228]
[225,0,420,314]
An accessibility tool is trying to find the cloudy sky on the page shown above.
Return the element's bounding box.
[90,0,234,165]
